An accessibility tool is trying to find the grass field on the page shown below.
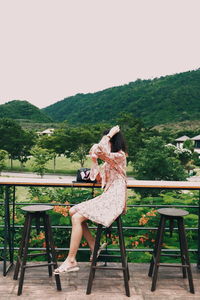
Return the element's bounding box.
[16,186,30,202]
[153,119,200,133]
[4,155,134,175]
[4,155,133,203]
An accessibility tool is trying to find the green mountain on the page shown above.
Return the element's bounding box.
[0,100,52,123]
[43,69,200,127]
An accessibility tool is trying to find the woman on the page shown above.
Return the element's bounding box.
[54,125,127,273]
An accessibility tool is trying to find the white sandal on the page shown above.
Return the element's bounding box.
[90,242,108,261]
[53,263,79,274]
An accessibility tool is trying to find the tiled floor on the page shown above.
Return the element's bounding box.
[0,262,200,300]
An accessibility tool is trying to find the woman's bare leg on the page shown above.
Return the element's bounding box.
[54,212,87,272]
[82,221,95,252]
[69,207,95,251]
[67,212,87,262]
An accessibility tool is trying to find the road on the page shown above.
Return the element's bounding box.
[1,171,199,182]
[1,171,76,182]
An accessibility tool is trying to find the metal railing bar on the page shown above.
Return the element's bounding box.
[0,246,197,253]
[0,202,199,209]
[128,205,199,208]
[0,225,198,231]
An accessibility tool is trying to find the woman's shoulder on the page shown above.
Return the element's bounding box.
[118,150,126,155]
[115,150,127,158]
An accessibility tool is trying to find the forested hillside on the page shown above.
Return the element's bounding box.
[43,69,200,127]
[0,100,52,122]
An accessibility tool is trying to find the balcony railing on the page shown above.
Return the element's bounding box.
[0,177,200,276]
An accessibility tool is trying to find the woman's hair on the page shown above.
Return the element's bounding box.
[103,129,127,153]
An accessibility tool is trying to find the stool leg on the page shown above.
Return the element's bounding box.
[17,214,32,296]
[117,217,130,281]
[13,214,29,280]
[117,217,130,297]
[151,215,166,292]
[42,213,52,277]
[148,215,163,277]
[178,218,195,294]
[86,224,103,295]
[93,225,103,281]
[177,218,187,278]
[45,214,61,291]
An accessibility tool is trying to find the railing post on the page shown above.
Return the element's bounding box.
[197,190,200,269]
[12,186,16,256]
[3,185,14,275]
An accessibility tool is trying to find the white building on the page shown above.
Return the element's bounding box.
[175,136,190,149]
[175,135,200,156]
[191,135,200,154]
[37,128,55,136]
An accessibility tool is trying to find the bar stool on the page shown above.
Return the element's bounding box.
[13,205,62,295]
[148,208,194,293]
[86,215,130,297]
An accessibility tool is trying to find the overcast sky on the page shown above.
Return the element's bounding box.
[0,0,199,108]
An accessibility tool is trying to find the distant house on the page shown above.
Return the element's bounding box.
[175,134,200,156]
[191,135,200,154]
[175,136,190,149]
[37,128,55,136]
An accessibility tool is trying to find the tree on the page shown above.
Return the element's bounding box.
[0,118,23,167]
[37,123,107,168]
[116,113,144,163]
[67,126,96,166]
[0,150,8,175]
[175,148,193,167]
[70,145,88,167]
[15,130,37,168]
[166,143,193,172]
[31,146,53,178]
[38,134,61,171]
[134,136,187,181]
[191,151,200,166]
[0,118,36,168]
[51,124,96,165]
[183,139,195,152]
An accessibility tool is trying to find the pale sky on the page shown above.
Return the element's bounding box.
[0,0,199,108]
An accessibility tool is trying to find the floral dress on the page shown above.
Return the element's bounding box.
[73,135,127,227]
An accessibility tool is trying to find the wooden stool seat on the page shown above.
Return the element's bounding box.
[148,207,194,294]
[158,208,189,217]
[13,205,61,295]
[86,215,130,297]
[21,205,53,213]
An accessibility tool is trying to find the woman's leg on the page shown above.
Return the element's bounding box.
[69,208,105,261]
[69,207,95,252]
[66,212,87,262]
[54,212,87,272]
[82,221,95,252]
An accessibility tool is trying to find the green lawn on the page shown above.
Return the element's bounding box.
[4,156,134,175]
[16,186,30,202]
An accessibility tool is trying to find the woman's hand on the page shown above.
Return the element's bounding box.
[108,125,120,138]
